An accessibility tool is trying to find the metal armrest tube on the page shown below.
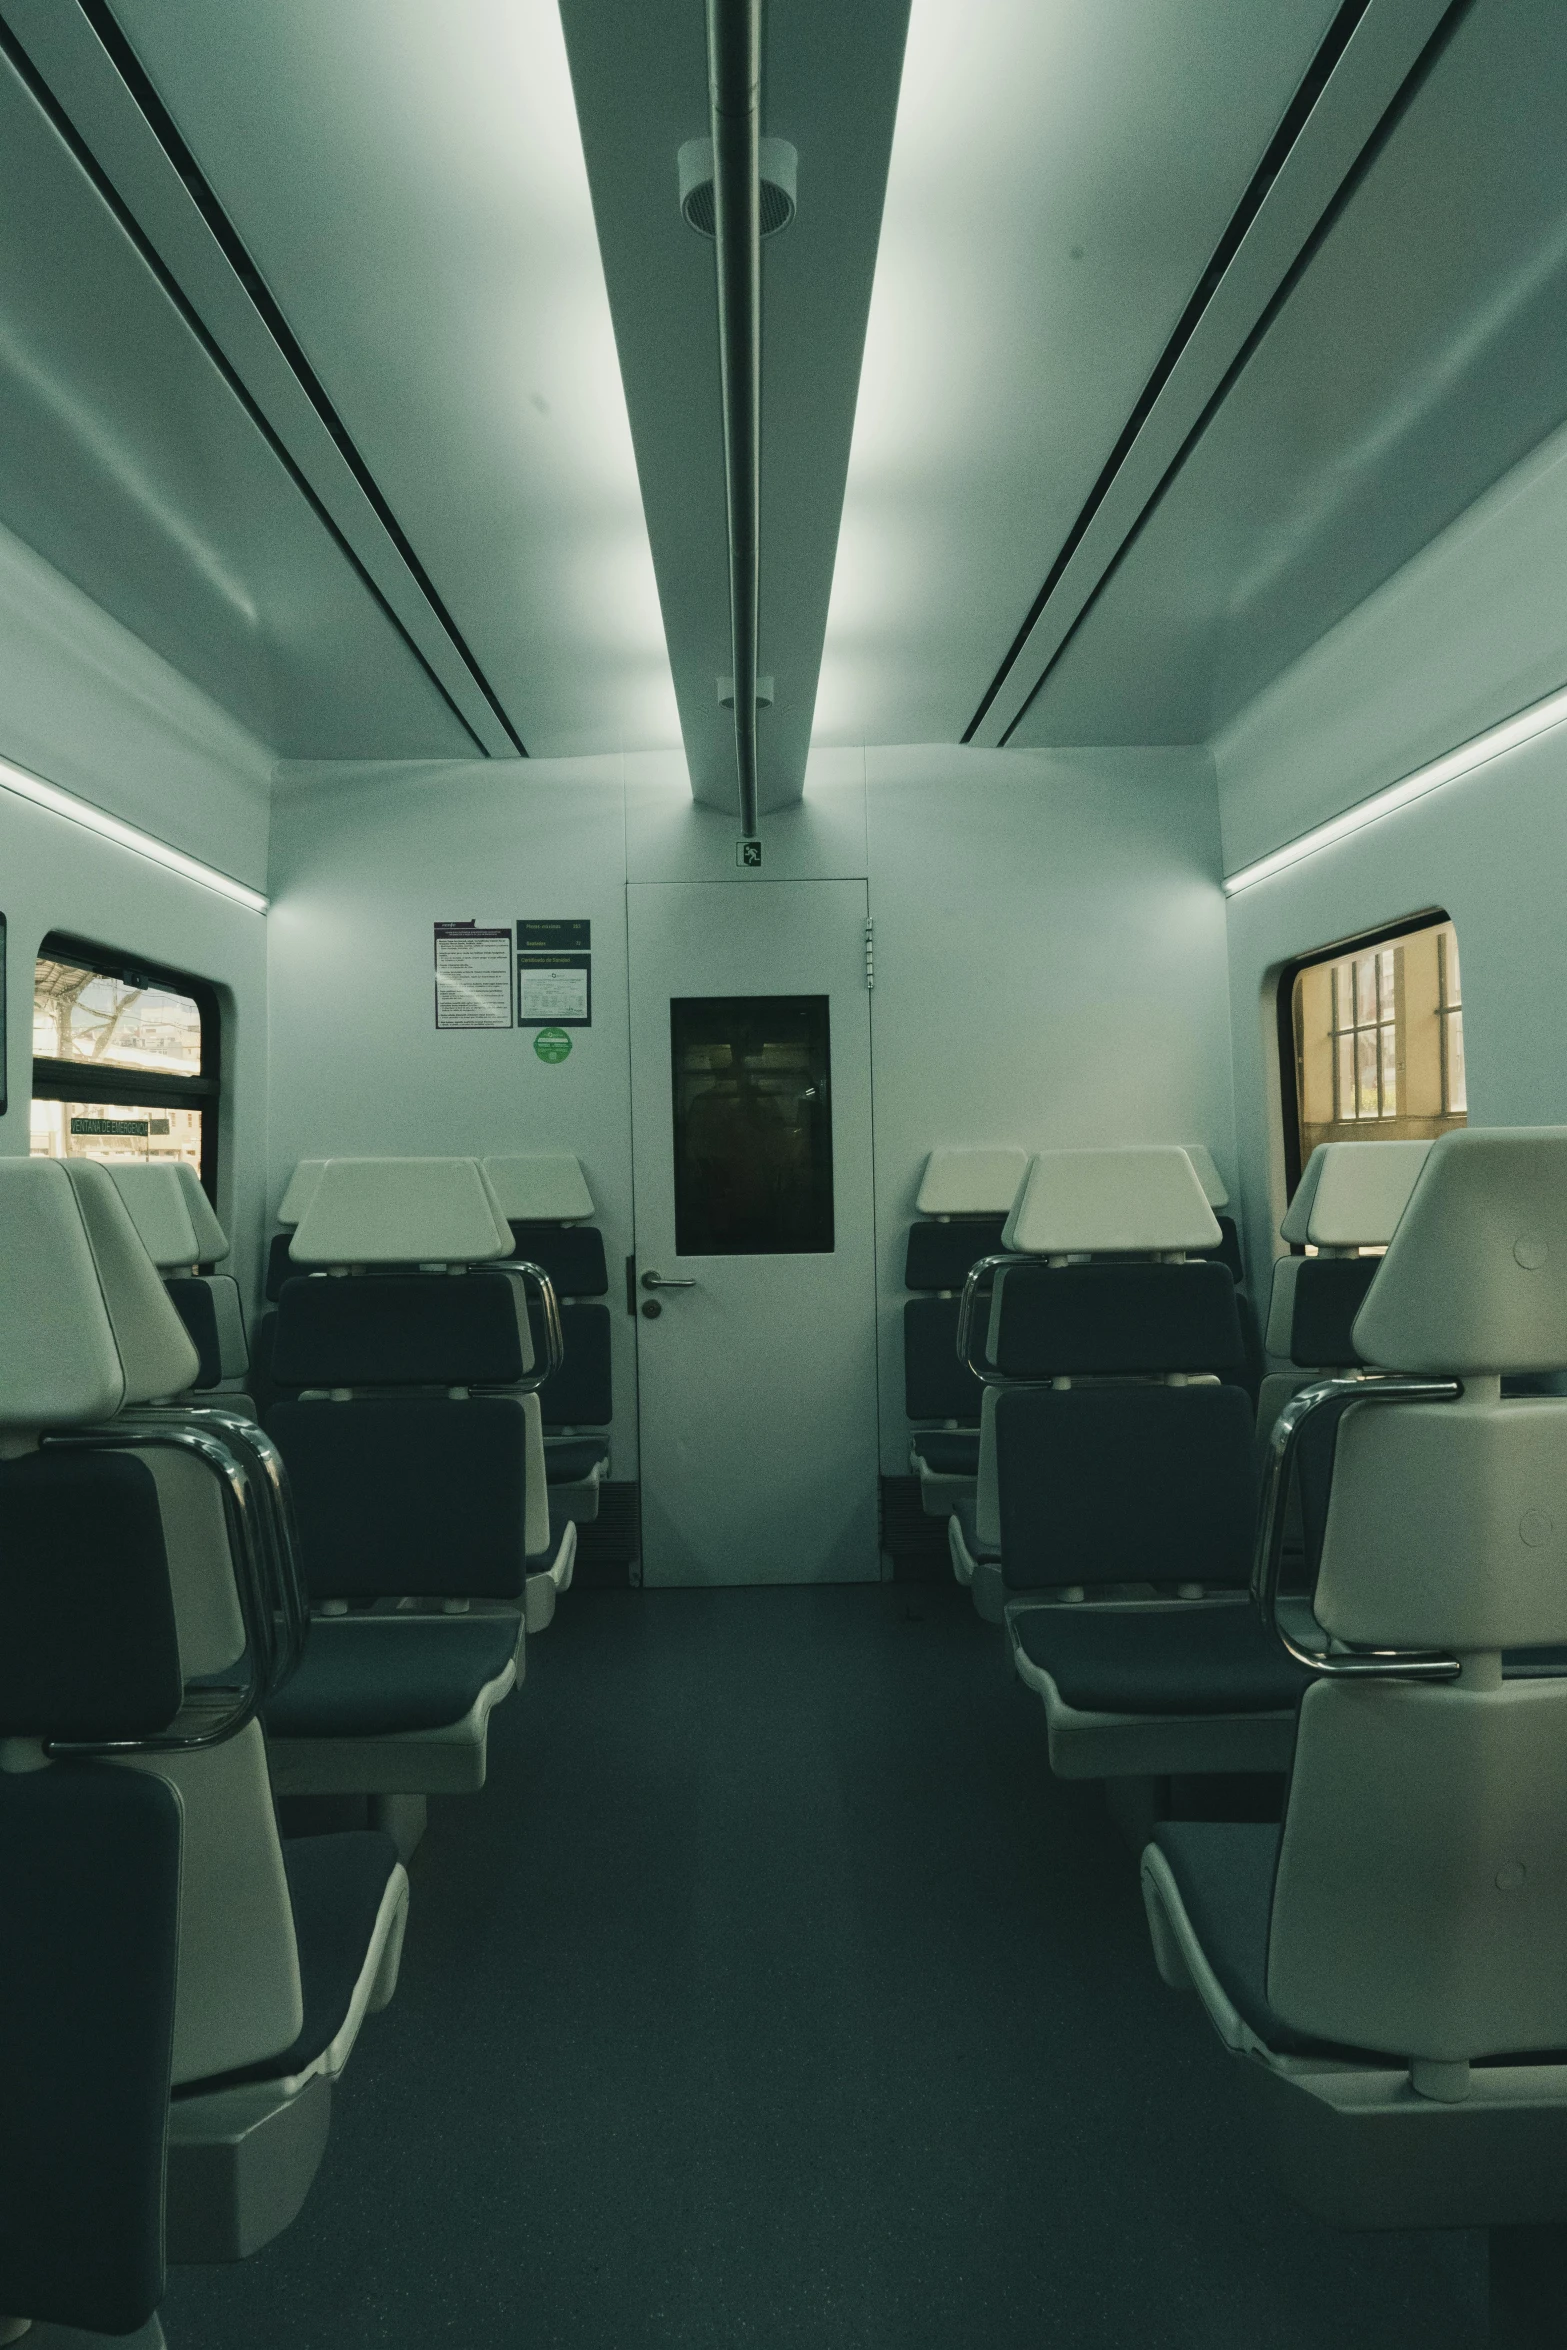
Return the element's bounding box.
[955,1254,1031,1379]
[147,1408,309,1693]
[507,1260,564,1385]
[1253,1373,1463,1682]
[40,1421,274,1752]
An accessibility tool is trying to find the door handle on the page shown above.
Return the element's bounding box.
[641,1270,696,1291]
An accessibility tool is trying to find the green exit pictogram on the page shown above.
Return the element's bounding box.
[533,1026,572,1064]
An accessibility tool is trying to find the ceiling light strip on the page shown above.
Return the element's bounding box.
[1222,681,1567,897]
[0,753,269,912]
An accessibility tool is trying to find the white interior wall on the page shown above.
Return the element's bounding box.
[268,742,1237,1482]
[1217,418,1567,1302]
[0,519,272,1280]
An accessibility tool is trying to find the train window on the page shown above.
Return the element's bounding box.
[1282,914,1467,1188]
[29,934,221,1196]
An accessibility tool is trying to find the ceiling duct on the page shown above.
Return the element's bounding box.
[696,0,783,840]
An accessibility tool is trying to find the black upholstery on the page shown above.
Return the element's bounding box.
[507,1220,609,1297]
[263,1617,519,1737]
[0,1763,181,2333]
[1289,1254,1378,1368]
[1150,1821,1326,2054]
[904,1295,985,1422]
[991,1261,1245,1379]
[996,1383,1257,1589]
[195,1829,401,2088]
[266,1228,296,1302]
[546,1436,611,1484]
[1199,1213,1245,1285]
[1013,1604,1310,1715]
[910,1429,981,1475]
[528,1297,614,1426]
[268,1396,530,1598]
[166,1274,223,1387]
[272,1270,530,1388]
[904,1216,1007,1293]
[0,1452,183,1740]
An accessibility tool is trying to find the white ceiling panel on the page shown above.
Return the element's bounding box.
[108,0,679,761]
[813,0,1341,750]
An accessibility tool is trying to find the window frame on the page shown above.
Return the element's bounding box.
[1275,908,1454,1201]
[31,931,222,1198]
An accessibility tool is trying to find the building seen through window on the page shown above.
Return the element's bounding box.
[30,939,219,1189]
[1288,915,1467,1176]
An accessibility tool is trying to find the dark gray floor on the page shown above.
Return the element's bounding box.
[164,1584,1487,2348]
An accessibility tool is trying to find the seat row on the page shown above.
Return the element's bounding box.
[938,1126,1567,2297]
[0,1149,600,2344]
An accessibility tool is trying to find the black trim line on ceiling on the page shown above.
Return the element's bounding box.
[0,9,491,758]
[22,0,522,758]
[995,0,1475,748]
[962,0,1379,746]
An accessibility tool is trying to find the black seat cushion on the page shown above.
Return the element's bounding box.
[997,1382,1257,1589]
[992,1260,1245,1379]
[1198,1213,1245,1285]
[904,1295,984,1421]
[165,1274,223,1387]
[904,1216,1007,1292]
[196,1829,401,2088]
[0,1763,181,2334]
[911,1429,980,1476]
[529,1297,614,1425]
[264,1615,519,1738]
[545,1436,610,1484]
[1151,1821,1339,2055]
[265,1228,296,1303]
[507,1221,608,1297]
[1013,1602,1310,1715]
[0,1451,182,1741]
[268,1395,530,1599]
[273,1270,530,1387]
[1290,1255,1378,1369]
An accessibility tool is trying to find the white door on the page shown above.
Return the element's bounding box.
[627,878,879,1586]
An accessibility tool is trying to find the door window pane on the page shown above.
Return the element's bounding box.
[671,996,834,1255]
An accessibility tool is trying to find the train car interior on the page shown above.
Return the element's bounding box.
[7,1,1567,2344]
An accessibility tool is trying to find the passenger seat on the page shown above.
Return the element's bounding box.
[903,1147,1026,1518]
[484,1152,614,1526]
[105,1160,256,1414]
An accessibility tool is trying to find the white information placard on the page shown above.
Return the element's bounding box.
[434,922,513,1029]
[518,963,590,1023]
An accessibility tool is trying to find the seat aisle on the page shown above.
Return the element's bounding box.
[164,1587,1486,2350]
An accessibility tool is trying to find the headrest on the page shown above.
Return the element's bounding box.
[1001,1148,1220,1255]
[1353,1129,1567,1375]
[987,1260,1244,1378]
[290,1158,510,1266]
[483,1154,595,1221]
[1279,1140,1430,1248]
[63,1165,202,1404]
[104,1163,202,1271]
[0,1160,126,1428]
[272,1269,532,1386]
[915,1148,1028,1218]
[1181,1146,1229,1208]
[277,1158,329,1225]
[170,1161,229,1263]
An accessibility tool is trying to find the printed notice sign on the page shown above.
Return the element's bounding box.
[516,919,591,1028]
[434,922,513,1029]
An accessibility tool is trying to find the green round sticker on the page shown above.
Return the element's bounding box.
[533,1026,572,1064]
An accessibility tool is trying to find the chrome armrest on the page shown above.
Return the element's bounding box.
[1252,1373,1463,1682]
[955,1253,1032,1380]
[503,1260,564,1387]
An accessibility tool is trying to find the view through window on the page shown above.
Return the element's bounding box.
[1288,915,1467,1178]
[30,940,218,1186]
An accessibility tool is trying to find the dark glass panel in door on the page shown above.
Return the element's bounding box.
[671,996,834,1255]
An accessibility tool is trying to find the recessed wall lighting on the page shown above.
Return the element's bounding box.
[0,752,269,912]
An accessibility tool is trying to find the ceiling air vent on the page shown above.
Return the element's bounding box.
[678,137,797,237]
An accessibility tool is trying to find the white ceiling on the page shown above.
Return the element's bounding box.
[110,0,679,761]
[813,0,1340,750]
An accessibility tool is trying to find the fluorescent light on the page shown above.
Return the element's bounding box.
[1223,681,1567,896]
[0,752,268,912]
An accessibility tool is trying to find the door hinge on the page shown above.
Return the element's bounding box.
[864,916,875,991]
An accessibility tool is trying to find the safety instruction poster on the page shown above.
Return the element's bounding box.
[433,921,513,1028]
[517,919,591,1028]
